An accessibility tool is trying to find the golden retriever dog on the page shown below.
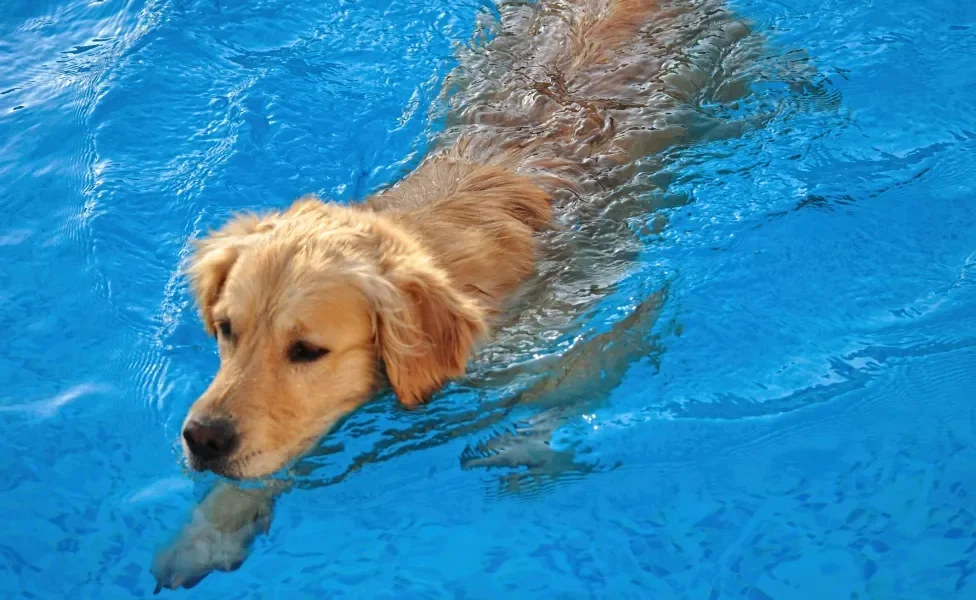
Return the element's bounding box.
[154,0,821,590]
[178,0,756,481]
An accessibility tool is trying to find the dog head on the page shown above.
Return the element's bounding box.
[180,197,486,479]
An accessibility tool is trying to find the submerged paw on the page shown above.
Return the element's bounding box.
[150,507,270,592]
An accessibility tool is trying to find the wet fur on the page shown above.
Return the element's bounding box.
[182,0,666,480]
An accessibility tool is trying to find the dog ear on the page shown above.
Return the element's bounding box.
[187,214,272,335]
[376,264,487,408]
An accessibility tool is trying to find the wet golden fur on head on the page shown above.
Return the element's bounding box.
[184,198,495,478]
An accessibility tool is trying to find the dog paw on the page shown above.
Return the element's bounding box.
[151,484,274,593]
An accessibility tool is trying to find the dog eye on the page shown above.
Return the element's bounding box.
[288,341,329,364]
[217,320,233,340]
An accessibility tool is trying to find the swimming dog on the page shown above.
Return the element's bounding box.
[154,0,815,590]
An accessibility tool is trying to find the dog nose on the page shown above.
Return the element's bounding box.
[182,418,239,461]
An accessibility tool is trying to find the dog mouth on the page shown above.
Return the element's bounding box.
[182,429,324,480]
[185,450,266,480]
[187,455,240,479]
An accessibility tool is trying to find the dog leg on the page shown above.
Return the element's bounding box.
[459,283,668,490]
[150,481,280,592]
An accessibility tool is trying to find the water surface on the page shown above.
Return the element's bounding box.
[1,0,974,597]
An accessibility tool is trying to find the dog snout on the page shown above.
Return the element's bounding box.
[183,417,240,462]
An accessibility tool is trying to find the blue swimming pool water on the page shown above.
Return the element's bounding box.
[2,0,975,597]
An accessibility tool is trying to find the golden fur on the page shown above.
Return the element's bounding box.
[180,0,731,479]
[183,160,553,477]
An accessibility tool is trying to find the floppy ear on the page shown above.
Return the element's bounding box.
[377,265,487,408]
[187,214,272,335]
